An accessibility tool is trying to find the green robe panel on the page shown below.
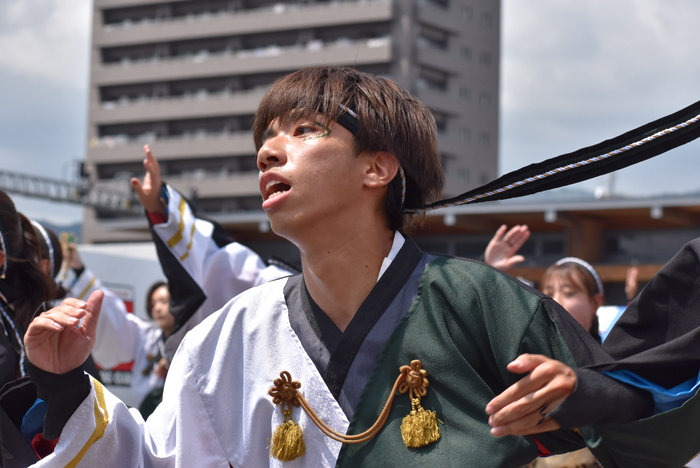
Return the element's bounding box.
[336,256,700,468]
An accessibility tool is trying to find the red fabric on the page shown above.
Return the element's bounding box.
[31,433,59,459]
[531,435,552,457]
[147,211,167,225]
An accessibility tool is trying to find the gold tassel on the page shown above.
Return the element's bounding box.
[400,398,440,448]
[270,409,306,462]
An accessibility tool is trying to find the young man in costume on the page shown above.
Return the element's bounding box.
[23,67,700,467]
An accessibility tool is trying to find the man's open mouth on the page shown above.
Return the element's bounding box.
[265,180,291,200]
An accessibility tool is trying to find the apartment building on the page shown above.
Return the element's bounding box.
[83,0,501,243]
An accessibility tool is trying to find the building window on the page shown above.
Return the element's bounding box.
[478,92,491,106]
[479,52,492,66]
[459,87,472,100]
[462,6,473,20]
[460,47,472,60]
[433,111,449,133]
[420,0,449,9]
[481,12,492,27]
[417,24,450,51]
[416,66,450,92]
[459,127,471,142]
[480,172,489,184]
[459,168,470,181]
[478,132,490,147]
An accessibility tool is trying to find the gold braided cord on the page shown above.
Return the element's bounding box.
[294,371,405,444]
[269,360,430,445]
[405,113,700,214]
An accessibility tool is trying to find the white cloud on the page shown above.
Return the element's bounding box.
[0,0,91,88]
[501,0,700,195]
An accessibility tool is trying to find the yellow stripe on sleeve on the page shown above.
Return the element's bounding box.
[77,277,97,301]
[179,221,197,261]
[65,379,109,468]
[167,197,188,248]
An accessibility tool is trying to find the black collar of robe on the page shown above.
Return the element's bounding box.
[285,236,423,398]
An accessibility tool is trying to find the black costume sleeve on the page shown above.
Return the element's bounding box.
[550,368,653,427]
[0,332,17,390]
[515,296,653,428]
[597,236,700,387]
[27,361,90,440]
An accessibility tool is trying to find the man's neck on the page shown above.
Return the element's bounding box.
[300,225,395,332]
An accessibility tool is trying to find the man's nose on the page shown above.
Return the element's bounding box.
[257,136,287,171]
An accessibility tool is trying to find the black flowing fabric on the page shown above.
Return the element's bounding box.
[589,237,700,389]
[417,99,700,211]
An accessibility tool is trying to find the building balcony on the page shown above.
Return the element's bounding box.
[91,88,266,125]
[94,170,260,200]
[415,47,463,76]
[91,37,392,86]
[95,0,392,47]
[88,131,257,163]
[416,1,466,35]
[417,87,464,116]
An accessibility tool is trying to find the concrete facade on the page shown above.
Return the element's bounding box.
[84,0,501,242]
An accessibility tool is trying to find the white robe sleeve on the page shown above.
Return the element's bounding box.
[68,269,150,369]
[33,359,230,467]
[91,289,151,369]
[151,184,292,359]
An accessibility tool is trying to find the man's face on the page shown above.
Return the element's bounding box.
[257,114,366,241]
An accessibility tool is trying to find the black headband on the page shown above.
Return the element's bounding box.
[336,104,359,136]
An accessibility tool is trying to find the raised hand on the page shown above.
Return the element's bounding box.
[62,242,83,270]
[485,354,576,436]
[24,290,104,374]
[484,224,531,271]
[130,145,166,215]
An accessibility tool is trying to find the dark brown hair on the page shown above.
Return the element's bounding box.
[146,281,168,319]
[0,190,55,331]
[253,66,445,231]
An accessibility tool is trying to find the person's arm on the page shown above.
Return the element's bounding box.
[485,353,653,437]
[24,292,226,466]
[131,146,293,358]
[91,288,147,368]
[63,245,146,368]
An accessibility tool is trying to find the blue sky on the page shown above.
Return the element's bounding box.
[1,0,699,225]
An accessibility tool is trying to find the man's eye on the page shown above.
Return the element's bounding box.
[296,126,316,136]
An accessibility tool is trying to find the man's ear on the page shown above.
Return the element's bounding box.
[363,151,399,189]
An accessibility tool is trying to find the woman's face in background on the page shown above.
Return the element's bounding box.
[151,285,173,334]
[542,272,602,333]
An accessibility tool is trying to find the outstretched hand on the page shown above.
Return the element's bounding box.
[484,224,531,271]
[485,354,576,437]
[130,145,166,215]
[25,290,104,375]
